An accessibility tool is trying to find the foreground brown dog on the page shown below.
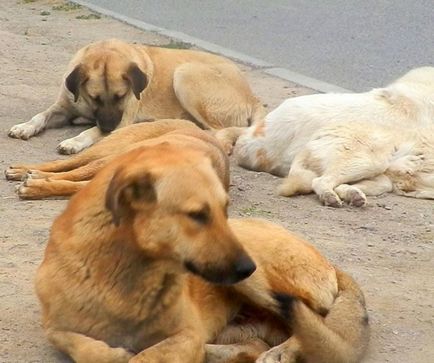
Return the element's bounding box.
[8,39,263,154]
[36,134,369,362]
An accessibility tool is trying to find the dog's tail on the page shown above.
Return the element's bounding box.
[213,100,265,155]
[213,127,246,155]
[291,268,370,363]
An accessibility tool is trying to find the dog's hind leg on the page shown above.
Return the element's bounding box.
[278,151,317,197]
[394,188,434,199]
[311,156,389,207]
[174,62,263,129]
[6,157,92,181]
[213,127,246,155]
[47,329,132,363]
[25,156,113,182]
[6,134,122,181]
[335,175,393,206]
[16,179,88,199]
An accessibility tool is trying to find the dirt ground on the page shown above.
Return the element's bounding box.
[0,1,433,362]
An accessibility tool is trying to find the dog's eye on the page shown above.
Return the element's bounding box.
[187,210,209,225]
[113,94,125,102]
[91,95,103,105]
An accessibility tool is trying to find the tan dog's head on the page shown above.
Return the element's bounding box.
[105,144,256,285]
[65,43,148,132]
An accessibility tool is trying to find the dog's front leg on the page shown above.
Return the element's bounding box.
[57,126,103,154]
[256,337,301,363]
[47,329,133,363]
[130,329,205,363]
[8,102,75,140]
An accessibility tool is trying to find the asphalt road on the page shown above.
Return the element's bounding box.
[81,0,433,91]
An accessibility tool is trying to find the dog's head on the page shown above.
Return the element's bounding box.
[65,45,148,133]
[105,144,256,285]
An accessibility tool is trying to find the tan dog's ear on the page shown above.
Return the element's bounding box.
[105,170,156,226]
[124,63,148,100]
[65,65,88,102]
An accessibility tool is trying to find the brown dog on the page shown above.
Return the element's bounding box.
[5,119,228,199]
[8,39,263,154]
[35,132,369,362]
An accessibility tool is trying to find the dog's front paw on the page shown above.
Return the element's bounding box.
[256,344,297,363]
[57,138,86,154]
[8,123,38,140]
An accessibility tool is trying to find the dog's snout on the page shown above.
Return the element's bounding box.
[234,254,256,281]
[97,121,117,133]
[95,108,122,133]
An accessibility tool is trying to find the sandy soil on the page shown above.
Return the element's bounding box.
[0,1,433,362]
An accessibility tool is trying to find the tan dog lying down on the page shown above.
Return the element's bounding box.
[231,67,434,206]
[8,39,263,154]
[6,119,223,199]
[36,132,369,363]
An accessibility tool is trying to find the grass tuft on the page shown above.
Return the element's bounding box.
[160,39,193,49]
[52,2,82,11]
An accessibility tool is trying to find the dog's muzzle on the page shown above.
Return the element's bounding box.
[185,254,256,285]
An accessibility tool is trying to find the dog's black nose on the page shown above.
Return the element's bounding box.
[234,255,256,280]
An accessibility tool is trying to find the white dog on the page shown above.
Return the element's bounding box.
[232,67,434,206]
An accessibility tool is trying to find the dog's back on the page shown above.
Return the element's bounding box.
[234,67,434,176]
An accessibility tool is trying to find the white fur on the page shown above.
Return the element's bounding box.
[234,67,434,177]
[233,67,434,206]
[57,126,103,154]
[8,113,48,140]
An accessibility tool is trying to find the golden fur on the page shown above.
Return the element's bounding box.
[35,135,369,362]
[5,119,231,199]
[8,39,263,154]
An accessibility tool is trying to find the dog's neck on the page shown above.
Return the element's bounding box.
[57,209,187,322]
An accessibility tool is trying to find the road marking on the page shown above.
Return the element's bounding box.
[72,0,352,93]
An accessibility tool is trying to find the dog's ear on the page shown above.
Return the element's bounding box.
[65,65,87,102]
[105,170,156,226]
[124,63,148,100]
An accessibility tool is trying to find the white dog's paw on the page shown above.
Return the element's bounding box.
[346,188,367,207]
[8,123,38,140]
[320,191,343,208]
[256,344,297,363]
[57,138,86,154]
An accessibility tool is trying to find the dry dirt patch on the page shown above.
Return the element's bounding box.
[0,1,433,362]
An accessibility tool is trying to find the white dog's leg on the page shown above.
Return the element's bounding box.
[394,189,434,199]
[312,176,345,207]
[334,185,368,207]
[278,151,317,197]
[57,126,103,155]
[8,103,74,140]
[335,174,393,206]
[311,153,390,207]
